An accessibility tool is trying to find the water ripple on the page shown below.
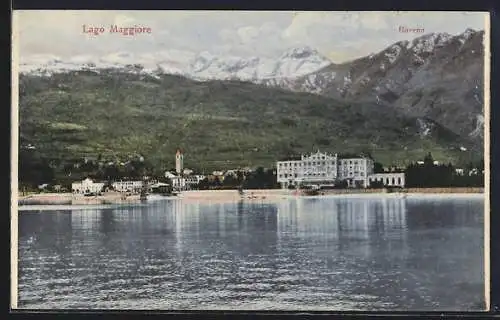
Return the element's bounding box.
[17,197,485,311]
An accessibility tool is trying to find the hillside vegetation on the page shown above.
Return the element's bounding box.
[19,70,479,179]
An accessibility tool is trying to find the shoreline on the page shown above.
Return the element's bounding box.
[15,187,484,209]
[17,192,147,206]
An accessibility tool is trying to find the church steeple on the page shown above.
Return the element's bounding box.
[175,149,184,175]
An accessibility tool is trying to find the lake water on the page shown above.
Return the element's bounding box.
[17,195,485,311]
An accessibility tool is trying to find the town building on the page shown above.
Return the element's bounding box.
[38,183,49,191]
[276,150,405,189]
[171,174,206,191]
[170,176,186,190]
[165,171,177,179]
[367,173,405,188]
[112,180,144,193]
[224,169,239,178]
[337,156,375,188]
[277,151,339,189]
[165,150,206,190]
[150,182,171,194]
[71,178,105,194]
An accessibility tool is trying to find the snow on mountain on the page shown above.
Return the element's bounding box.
[384,44,402,64]
[270,47,331,79]
[19,46,332,82]
[462,28,476,40]
[258,29,485,146]
[18,29,484,147]
[413,32,452,53]
[470,113,485,138]
[416,118,434,138]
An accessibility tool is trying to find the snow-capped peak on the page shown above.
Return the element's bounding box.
[384,44,403,63]
[462,28,477,39]
[19,46,334,82]
[408,32,453,54]
[279,46,320,59]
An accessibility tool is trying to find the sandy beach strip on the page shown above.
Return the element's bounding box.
[16,187,484,208]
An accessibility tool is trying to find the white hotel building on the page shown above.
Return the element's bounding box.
[277,151,405,189]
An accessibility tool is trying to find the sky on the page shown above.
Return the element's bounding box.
[13,11,488,63]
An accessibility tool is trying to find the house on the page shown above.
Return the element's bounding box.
[171,176,186,190]
[337,156,375,188]
[367,173,405,188]
[171,175,206,191]
[22,144,36,150]
[150,182,171,194]
[112,180,144,193]
[224,169,244,178]
[165,171,177,179]
[189,175,206,185]
[72,178,105,194]
[469,168,480,176]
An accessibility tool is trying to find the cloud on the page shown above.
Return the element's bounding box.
[237,26,260,43]
[217,22,287,57]
[14,11,488,63]
[280,11,486,62]
[113,14,136,26]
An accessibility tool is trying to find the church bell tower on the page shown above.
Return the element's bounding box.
[175,149,184,175]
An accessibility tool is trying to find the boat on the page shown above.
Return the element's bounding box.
[303,189,320,196]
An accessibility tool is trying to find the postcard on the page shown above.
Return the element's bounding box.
[11,10,490,311]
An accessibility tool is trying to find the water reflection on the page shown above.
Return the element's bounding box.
[18,197,484,311]
[278,197,408,234]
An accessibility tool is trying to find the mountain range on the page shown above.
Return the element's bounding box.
[264,28,485,144]
[18,29,485,176]
[19,69,478,178]
[19,46,332,82]
[19,28,485,148]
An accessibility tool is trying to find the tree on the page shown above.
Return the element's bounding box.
[236,170,245,185]
[103,164,120,181]
[197,178,211,190]
[242,167,279,189]
[212,176,222,188]
[424,152,434,167]
[373,162,384,173]
[404,159,474,188]
[18,149,55,188]
[222,175,239,188]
